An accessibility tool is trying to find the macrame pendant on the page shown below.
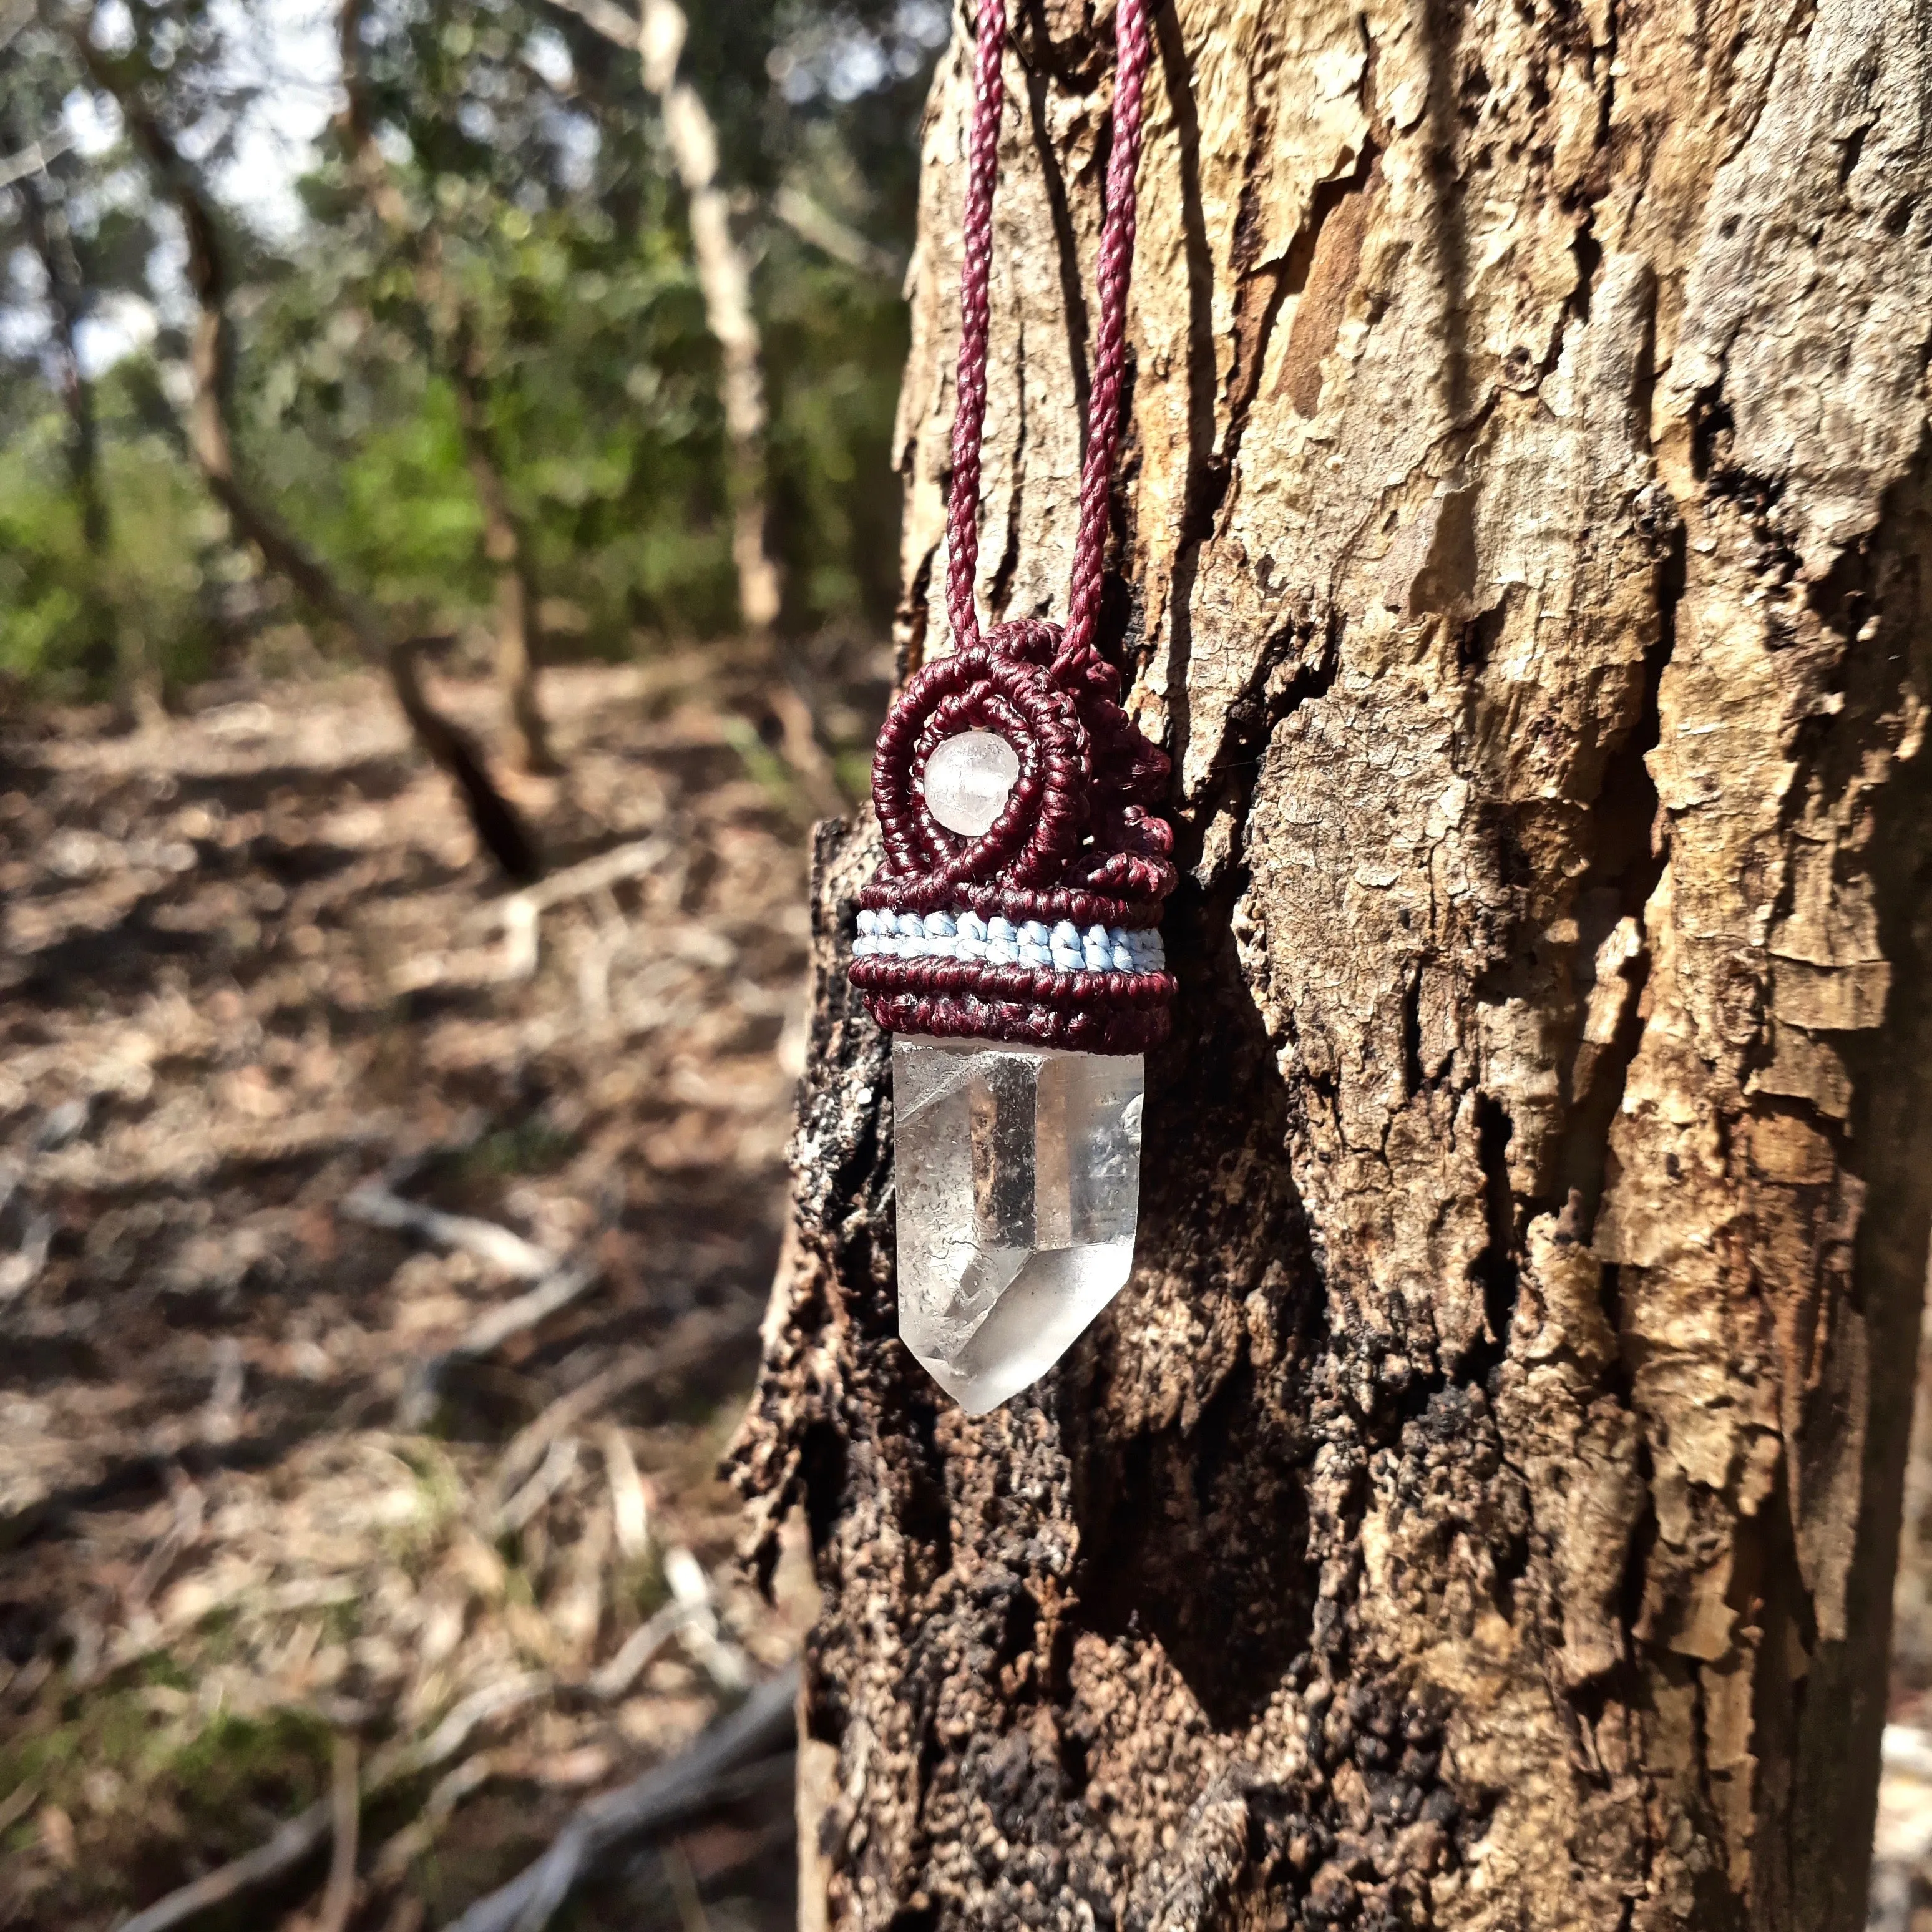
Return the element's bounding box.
[849,0,1171,1412]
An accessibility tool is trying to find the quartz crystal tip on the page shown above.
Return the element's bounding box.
[892,1034,1144,1413]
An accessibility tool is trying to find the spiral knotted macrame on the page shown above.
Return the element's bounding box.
[849,0,1175,1054]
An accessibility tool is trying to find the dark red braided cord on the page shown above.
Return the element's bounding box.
[856,0,1173,1053]
[1060,0,1152,682]
[942,0,1008,655]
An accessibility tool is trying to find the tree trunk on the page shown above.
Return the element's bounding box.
[549,0,786,636]
[83,9,542,884]
[8,145,117,688]
[640,0,785,636]
[448,323,560,778]
[733,0,1932,1927]
[338,0,559,778]
[551,0,852,808]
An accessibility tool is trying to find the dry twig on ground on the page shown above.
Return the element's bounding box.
[315,1735,361,1932]
[339,1185,559,1281]
[0,661,825,1930]
[489,1305,754,1505]
[401,1261,603,1425]
[113,1674,554,1932]
[445,1664,800,1932]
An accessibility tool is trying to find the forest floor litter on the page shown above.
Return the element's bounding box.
[0,656,866,1931]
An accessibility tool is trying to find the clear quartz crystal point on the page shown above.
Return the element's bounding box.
[892,1034,1144,1413]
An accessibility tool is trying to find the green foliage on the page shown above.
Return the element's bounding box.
[0,0,940,695]
[163,1705,337,1835]
[0,390,215,692]
[460,1114,578,1178]
[763,232,911,630]
[0,416,90,683]
[0,1683,333,1858]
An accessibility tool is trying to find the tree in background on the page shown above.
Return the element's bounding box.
[70,0,545,876]
[733,0,1932,1925]
[0,7,178,698]
[0,0,939,724]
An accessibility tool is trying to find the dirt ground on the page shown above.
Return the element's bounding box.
[0,654,877,1931]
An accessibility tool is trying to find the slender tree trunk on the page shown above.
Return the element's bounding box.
[636,0,784,637]
[9,150,117,688]
[338,0,558,776]
[556,0,787,632]
[447,321,560,777]
[730,1,1932,1928]
[552,0,851,806]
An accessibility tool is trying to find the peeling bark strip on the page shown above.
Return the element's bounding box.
[731,1,1932,1926]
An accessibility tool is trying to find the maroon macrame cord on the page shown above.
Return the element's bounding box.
[851,0,1176,1053]
[940,0,1008,658]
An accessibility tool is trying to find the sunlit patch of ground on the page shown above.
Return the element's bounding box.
[0,659,845,1931]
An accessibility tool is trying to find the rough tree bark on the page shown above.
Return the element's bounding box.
[730,1,1932,1928]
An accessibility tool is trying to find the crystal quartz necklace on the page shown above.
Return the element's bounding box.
[848,0,1175,1413]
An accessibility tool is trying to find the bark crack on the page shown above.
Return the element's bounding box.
[987,317,1030,623]
[1152,0,1222,783]
[1022,51,1094,442]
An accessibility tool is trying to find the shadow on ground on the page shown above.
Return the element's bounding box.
[0,658,854,1932]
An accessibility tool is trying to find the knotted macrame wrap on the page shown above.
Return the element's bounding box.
[848,617,1177,1051]
[846,0,1173,1055]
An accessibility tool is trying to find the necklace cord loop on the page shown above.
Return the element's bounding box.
[944,0,1152,676]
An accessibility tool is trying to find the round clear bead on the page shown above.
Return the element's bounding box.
[922,731,1020,837]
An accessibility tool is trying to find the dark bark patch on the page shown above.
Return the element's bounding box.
[1278,150,1380,420]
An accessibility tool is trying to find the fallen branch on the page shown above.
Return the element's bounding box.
[114,1792,339,1932]
[583,1598,701,1704]
[402,1261,602,1427]
[114,1674,551,1932]
[490,1437,582,1539]
[341,1157,609,1424]
[483,832,676,924]
[440,1264,600,1364]
[368,1750,501,1886]
[490,1305,752,1502]
[444,1663,800,1932]
[600,1426,651,1561]
[467,831,676,980]
[340,1184,558,1280]
[0,1780,39,1841]
[661,1545,751,1695]
[316,1735,361,1932]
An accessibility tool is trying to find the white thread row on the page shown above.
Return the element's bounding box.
[854,909,1165,975]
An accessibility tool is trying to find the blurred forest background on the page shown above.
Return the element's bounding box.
[0,0,924,1925]
[1,0,930,708]
[11,2,1932,1930]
